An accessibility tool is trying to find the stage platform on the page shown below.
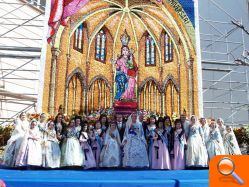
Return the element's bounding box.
[0,169,208,187]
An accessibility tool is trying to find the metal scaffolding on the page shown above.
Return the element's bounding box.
[0,0,45,125]
[199,0,249,124]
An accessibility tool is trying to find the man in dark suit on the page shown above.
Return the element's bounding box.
[116,114,126,142]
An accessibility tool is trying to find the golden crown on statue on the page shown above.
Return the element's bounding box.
[120,29,130,46]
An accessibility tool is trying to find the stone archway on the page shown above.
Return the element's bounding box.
[139,77,161,114]
[162,75,180,116]
[87,75,112,113]
[65,68,86,115]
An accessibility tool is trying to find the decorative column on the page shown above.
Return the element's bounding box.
[110,91,113,108]
[159,66,164,116]
[161,92,165,116]
[64,54,71,115]
[83,87,87,115]
[177,63,181,115]
[187,57,194,115]
[138,92,141,110]
[111,56,115,108]
[85,61,90,115]
[48,47,60,115]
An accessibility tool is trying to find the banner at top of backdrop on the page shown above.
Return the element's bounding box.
[47,0,89,43]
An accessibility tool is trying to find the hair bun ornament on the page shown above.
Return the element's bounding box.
[47,115,55,122]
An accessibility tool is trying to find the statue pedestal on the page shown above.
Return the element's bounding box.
[114,100,138,115]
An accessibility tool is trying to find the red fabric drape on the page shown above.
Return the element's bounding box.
[47,0,89,43]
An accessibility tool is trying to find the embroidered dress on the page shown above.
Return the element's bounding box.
[223,131,241,155]
[61,127,84,167]
[201,124,210,146]
[42,129,61,168]
[172,129,186,170]
[151,129,171,169]
[15,128,42,166]
[123,120,149,168]
[218,125,226,139]
[3,119,29,167]
[186,124,208,167]
[90,129,105,167]
[100,128,121,167]
[206,128,225,160]
[80,132,96,169]
[38,121,47,165]
[38,122,47,138]
[146,124,157,167]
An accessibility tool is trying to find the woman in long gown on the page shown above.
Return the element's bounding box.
[60,119,84,167]
[199,117,210,146]
[122,112,149,168]
[172,119,186,170]
[186,115,208,167]
[164,116,174,152]
[54,113,66,145]
[146,115,157,168]
[4,112,29,167]
[223,126,241,155]
[15,120,42,167]
[151,117,171,169]
[100,121,121,168]
[79,125,96,169]
[38,113,47,166]
[217,118,226,139]
[206,120,225,160]
[90,121,105,167]
[42,121,61,168]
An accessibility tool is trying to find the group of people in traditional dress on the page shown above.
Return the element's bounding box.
[3,111,241,169]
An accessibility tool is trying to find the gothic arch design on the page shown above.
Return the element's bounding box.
[139,76,161,92]
[139,77,161,114]
[162,74,180,116]
[65,67,86,115]
[88,75,111,90]
[87,75,112,113]
[162,74,180,92]
[66,67,86,88]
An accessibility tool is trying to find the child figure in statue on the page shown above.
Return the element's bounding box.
[114,30,138,101]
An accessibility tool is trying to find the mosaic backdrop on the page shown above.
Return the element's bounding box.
[42,0,200,117]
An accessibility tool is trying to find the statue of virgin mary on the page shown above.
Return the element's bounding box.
[114,30,138,101]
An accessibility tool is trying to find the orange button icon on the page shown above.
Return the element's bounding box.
[210,155,248,187]
[217,157,244,185]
